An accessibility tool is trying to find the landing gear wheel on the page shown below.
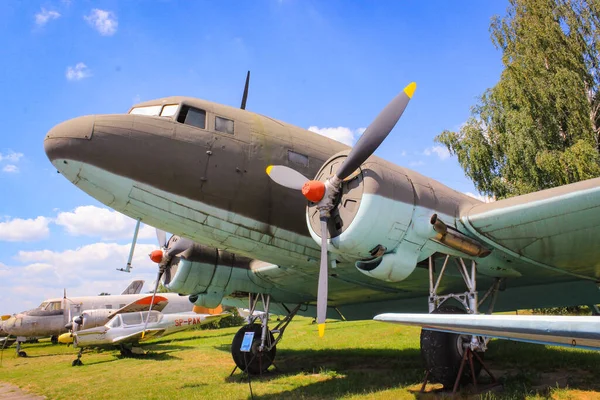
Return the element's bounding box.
[17,351,27,357]
[51,335,58,345]
[71,359,83,366]
[420,305,483,389]
[231,324,276,375]
[120,347,133,357]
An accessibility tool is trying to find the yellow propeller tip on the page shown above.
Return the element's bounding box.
[318,323,325,338]
[266,165,273,175]
[404,82,417,99]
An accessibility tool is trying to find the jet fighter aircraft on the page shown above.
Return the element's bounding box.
[44,75,600,388]
[70,309,230,366]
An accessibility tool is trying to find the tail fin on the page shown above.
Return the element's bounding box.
[121,280,144,295]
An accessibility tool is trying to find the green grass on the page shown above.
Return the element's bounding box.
[1,317,599,399]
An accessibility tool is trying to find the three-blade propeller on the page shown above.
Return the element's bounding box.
[265,82,416,337]
[143,229,193,337]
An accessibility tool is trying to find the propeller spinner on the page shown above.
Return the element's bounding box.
[143,229,193,337]
[265,82,416,337]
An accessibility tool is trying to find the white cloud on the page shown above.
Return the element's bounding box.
[66,63,91,81]
[0,152,24,163]
[84,9,118,36]
[55,205,155,240]
[464,192,496,203]
[423,145,451,160]
[2,165,18,173]
[34,8,61,26]
[307,126,366,146]
[0,217,50,242]
[3,243,158,313]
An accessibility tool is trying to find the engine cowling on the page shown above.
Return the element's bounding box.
[306,152,434,282]
[164,244,288,308]
[72,309,114,331]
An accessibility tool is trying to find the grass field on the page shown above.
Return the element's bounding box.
[1,317,599,399]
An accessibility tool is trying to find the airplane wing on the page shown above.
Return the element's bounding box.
[461,177,600,278]
[112,295,169,315]
[112,328,166,345]
[374,313,600,351]
[121,280,145,295]
[200,312,231,324]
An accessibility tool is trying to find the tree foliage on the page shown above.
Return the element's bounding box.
[436,0,600,198]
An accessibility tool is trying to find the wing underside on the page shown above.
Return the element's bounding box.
[374,313,600,350]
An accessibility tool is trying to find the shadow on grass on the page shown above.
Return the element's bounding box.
[147,331,234,346]
[222,341,600,399]
[227,347,423,399]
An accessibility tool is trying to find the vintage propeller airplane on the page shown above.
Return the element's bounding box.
[1,281,193,357]
[43,73,600,387]
[70,307,230,366]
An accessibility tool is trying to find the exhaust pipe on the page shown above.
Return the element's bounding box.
[430,214,491,258]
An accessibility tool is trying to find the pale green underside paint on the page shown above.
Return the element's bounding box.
[53,159,600,320]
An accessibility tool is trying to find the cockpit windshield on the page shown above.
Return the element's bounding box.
[44,301,62,311]
[106,315,122,329]
[129,104,178,118]
[38,302,48,310]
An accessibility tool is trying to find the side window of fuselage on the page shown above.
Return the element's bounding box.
[215,116,234,134]
[178,106,206,129]
[288,150,309,167]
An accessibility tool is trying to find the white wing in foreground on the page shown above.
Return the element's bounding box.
[374,313,600,351]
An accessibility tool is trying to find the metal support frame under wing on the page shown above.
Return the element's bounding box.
[374,313,600,351]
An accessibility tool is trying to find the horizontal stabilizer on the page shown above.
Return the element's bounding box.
[374,313,600,351]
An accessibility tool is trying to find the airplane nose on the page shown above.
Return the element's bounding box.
[44,116,95,163]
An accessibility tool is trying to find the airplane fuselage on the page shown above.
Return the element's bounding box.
[44,96,600,319]
[2,293,192,338]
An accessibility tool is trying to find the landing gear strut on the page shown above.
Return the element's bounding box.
[15,340,26,357]
[230,293,301,375]
[71,348,83,366]
[420,255,501,391]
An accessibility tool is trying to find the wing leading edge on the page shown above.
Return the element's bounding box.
[374,313,600,351]
[461,177,600,279]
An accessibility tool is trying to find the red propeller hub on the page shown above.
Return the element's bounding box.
[302,180,326,203]
[149,249,163,264]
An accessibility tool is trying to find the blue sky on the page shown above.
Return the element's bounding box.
[0,0,507,313]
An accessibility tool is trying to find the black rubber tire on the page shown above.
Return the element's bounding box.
[231,324,276,375]
[420,305,483,389]
[51,335,58,345]
[71,359,83,367]
[120,348,133,357]
[17,351,27,358]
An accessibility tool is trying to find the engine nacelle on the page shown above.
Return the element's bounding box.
[165,244,291,304]
[74,309,114,331]
[306,153,420,261]
[306,152,483,282]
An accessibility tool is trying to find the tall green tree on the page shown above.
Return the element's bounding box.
[436,0,600,199]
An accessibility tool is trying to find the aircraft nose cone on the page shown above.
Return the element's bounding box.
[44,115,95,163]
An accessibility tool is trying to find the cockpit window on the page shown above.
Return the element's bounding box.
[177,105,206,129]
[107,315,122,328]
[161,105,178,117]
[38,302,48,310]
[130,105,162,116]
[45,301,62,311]
[130,104,178,118]
[215,116,234,134]
[121,312,143,326]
